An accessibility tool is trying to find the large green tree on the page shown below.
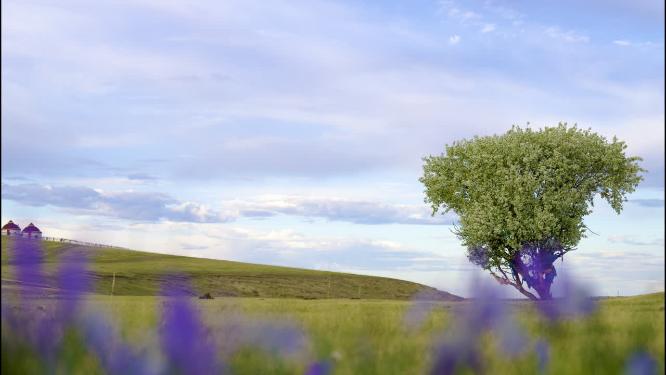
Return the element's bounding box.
[420,124,644,300]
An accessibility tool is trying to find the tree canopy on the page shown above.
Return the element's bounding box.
[420,123,644,299]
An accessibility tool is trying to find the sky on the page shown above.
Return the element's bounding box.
[2,0,664,298]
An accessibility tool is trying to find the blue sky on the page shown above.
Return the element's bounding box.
[2,0,664,297]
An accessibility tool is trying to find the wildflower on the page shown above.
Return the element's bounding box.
[305,360,332,375]
[56,251,90,321]
[624,351,657,375]
[534,339,549,374]
[428,280,528,374]
[159,277,221,375]
[13,238,47,298]
[242,320,308,356]
[535,275,596,321]
[495,317,528,357]
[82,314,158,375]
[403,290,441,331]
[430,334,481,375]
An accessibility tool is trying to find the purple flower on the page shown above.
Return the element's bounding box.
[624,351,657,375]
[82,314,158,375]
[159,276,221,375]
[536,275,596,321]
[211,313,309,359]
[463,281,527,358]
[12,238,47,297]
[462,280,506,331]
[535,339,549,374]
[5,238,62,358]
[305,360,332,375]
[4,240,157,374]
[495,317,528,357]
[403,290,441,331]
[245,321,307,356]
[430,337,480,375]
[429,280,528,374]
[56,251,91,321]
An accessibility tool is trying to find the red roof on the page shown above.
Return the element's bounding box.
[22,223,41,233]
[2,220,20,231]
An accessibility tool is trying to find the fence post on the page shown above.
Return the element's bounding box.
[328,276,332,299]
[111,272,116,296]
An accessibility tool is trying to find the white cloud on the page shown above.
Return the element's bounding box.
[629,199,664,208]
[608,235,665,247]
[1,183,229,223]
[439,1,481,23]
[612,39,661,48]
[227,195,458,225]
[480,23,496,33]
[1,183,458,225]
[2,0,662,185]
[544,27,589,43]
[58,220,462,274]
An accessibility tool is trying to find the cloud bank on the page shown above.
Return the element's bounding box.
[1,183,226,223]
[2,183,456,225]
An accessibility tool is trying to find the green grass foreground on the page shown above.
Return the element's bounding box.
[1,239,460,300]
[2,238,664,374]
[2,293,664,374]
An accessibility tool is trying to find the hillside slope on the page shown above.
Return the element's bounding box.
[1,238,462,300]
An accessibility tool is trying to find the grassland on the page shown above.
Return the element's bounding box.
[2,237,664,374]
[0,238,461,300]
[2,293,664,374]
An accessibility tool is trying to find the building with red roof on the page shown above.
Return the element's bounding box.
[1,220,22,236]
[21,223,42,239]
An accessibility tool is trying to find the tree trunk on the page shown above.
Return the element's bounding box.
[510,253,556,300]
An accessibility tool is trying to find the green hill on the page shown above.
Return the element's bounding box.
[1,238,462,300]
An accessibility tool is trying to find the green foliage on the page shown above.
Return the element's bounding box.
[421,123,643,253]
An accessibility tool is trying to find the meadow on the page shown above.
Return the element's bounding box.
[3,293,664,374]
[1,239,460,301]
[1,238,664,374]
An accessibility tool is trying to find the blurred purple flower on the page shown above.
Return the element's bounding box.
[535,339,549,374]
[160,277,222,375]
[428,280,528,374]
[5,238,62,359]
[625,351,657,375]
[82,314,158,375]
[3,240,326,374]
[56,251,91,321]
[242,320,308,356]
[495,317,528,357]
[5,239,156,375]
[403,290,440,331]
[536,275,596,321]
[305,360,332,375]
[210,313,310,363]
[461,280,506,331]
[12,238,47,297]
[430,337,480,375]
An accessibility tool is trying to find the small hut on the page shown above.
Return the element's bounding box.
[21,223,42,239]
[1,220,22,236]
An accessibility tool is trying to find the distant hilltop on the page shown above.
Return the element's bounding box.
[1,220,43,239]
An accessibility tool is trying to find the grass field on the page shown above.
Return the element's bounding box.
[1,238,664,374]
[1,238,461,300]
[2,293,664,374]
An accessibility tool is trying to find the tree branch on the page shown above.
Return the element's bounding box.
[491,267,539,300]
